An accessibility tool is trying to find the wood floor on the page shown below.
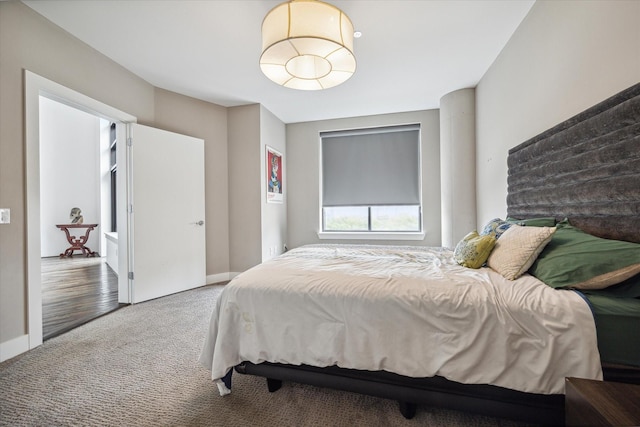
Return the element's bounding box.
[41,256,126,341]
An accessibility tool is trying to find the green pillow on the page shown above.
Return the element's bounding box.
[454,231,497,269]
[529,220,640,289]
[506,217,557,227]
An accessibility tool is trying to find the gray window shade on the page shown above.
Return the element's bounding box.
[321,125,421,207]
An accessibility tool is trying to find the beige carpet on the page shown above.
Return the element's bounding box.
[0,284,530,426]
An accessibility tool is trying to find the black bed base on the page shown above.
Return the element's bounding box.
[235,362,565,425]
[602,362,640,384]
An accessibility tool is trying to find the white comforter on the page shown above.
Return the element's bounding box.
[199,245,602,395]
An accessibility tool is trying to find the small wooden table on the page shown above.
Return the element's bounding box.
[56,224,99,258]
[565,377,640,426]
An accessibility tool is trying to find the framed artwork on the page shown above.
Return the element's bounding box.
[266,146,283,203]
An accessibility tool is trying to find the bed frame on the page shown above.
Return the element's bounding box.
[234,82,640,425]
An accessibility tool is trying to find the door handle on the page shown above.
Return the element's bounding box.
[191,220,204,226]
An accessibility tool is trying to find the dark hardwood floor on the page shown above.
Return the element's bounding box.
[41,256,126,341]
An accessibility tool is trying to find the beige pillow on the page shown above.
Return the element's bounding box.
[487,225,556,280]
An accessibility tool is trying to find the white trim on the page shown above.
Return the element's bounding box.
[25,70,137,355]
[206,273,233,285]
[28,71,137,121]
[319,123,421,138]
[25,72,43,349]
[228,272,242,280]
[0,335,29,363]
[317,231,425,241]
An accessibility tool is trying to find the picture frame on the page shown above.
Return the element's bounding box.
[266,146,283,203]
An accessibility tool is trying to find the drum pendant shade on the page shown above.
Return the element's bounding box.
[260,0,356,90]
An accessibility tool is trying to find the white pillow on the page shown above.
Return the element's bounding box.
[487,225,556,280]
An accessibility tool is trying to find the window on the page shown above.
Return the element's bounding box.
[109,122,117,232]
[320,124,422,238]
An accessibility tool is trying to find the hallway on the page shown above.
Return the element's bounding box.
[41,256,124,340]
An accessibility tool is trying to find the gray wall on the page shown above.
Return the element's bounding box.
[286,110,441,249]
[476,0,640,229]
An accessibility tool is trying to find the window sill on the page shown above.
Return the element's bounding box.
[317,231,425,241]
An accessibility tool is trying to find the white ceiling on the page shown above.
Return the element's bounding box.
[23,0,534,124]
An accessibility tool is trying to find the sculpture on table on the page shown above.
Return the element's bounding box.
[69,207,84,224]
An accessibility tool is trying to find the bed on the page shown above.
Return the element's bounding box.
[199,82,640,425]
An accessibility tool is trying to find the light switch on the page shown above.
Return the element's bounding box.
[0,208,10,224]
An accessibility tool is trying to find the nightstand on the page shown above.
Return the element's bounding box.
[565,377,640,426]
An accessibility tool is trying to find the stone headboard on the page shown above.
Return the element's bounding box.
[507,83,640,244]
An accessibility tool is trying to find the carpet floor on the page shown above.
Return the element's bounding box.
[0,284,532,426]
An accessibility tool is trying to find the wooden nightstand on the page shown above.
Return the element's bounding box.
[565,377,640,426]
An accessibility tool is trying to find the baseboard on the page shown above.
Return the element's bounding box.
[0,334,29,363]
[206,272,233,285]
[206,272,244,284]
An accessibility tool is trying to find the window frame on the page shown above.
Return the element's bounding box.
[318,124,425,241]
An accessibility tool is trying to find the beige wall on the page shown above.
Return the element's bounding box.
[0,1,155,345]
[228,105,263,272]
[153,89,230,277]
[440,88,476,248]
[227,104,288,272]
[0,2,240,349]
[476,0,640,228]
[5,0,636,355]
[259,106,287,262]
[286,110,441,249]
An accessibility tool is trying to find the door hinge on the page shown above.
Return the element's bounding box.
[127,137,133,147]
[128,272,134,280]
[129,204,134,213]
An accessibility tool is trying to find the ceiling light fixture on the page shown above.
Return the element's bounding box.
[260,0,356,90]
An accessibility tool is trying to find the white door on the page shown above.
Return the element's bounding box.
[127,123,206,303]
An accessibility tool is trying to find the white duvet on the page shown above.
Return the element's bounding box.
[199,244,602,395]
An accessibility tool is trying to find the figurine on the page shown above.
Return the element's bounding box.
[69,207,84,224]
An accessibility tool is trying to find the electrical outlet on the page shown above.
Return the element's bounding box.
[0,209,9,224]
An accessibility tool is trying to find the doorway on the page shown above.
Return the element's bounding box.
[25,71,207,353]
[25,71,136,349]
[39,96,124,340]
